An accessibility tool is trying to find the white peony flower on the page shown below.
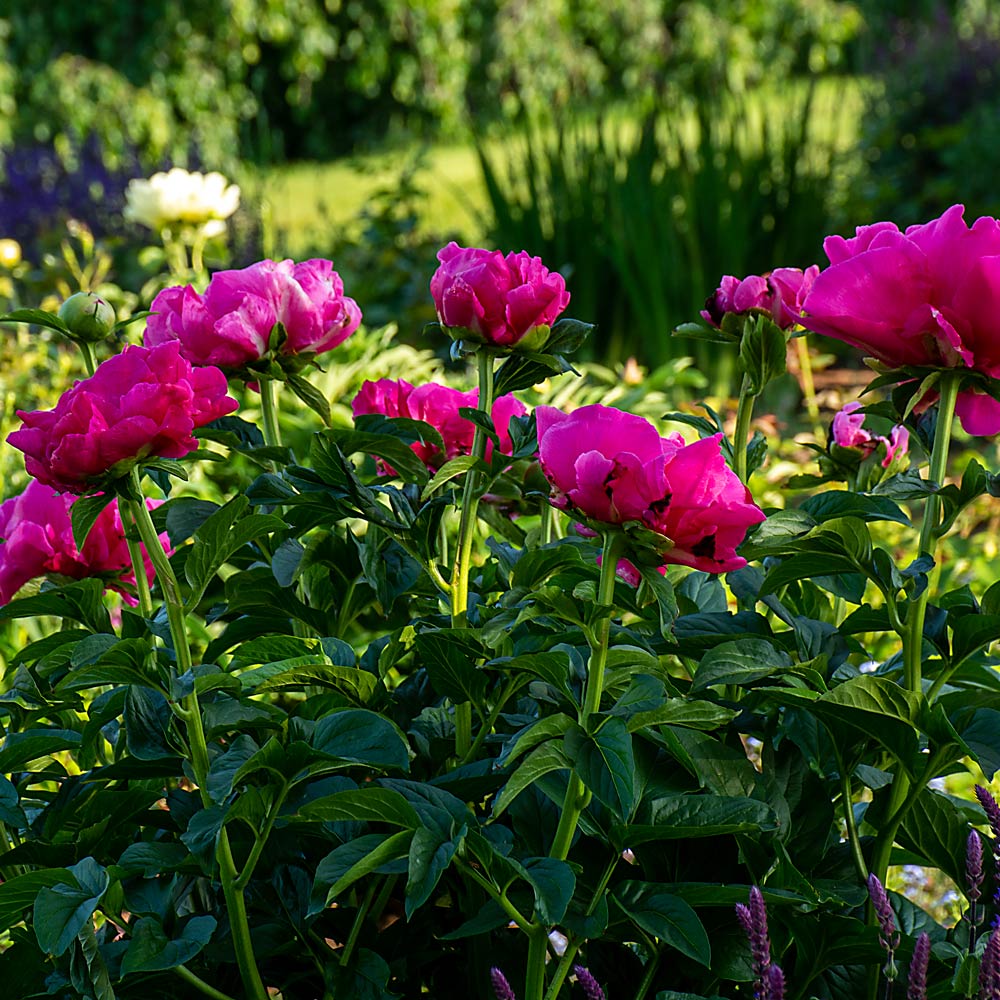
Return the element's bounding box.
[124,168,240,234]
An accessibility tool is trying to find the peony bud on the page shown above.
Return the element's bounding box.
[58,292,116,343]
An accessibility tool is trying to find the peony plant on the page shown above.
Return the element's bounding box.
[2,219,1000,1000]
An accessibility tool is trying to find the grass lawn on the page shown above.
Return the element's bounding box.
[247,142,489,258]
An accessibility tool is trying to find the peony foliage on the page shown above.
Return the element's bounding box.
[0,214,999,1000]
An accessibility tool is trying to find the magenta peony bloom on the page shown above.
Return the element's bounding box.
[831,401,874,450]
[702,266,819,330]
[352,378,527,473]
[0,480,167,605]
[145,258,362,369]
[430,242,570,347]
[536,404,765,573]
[831,402,909,469]
[802,204,1000,434]
[7,342,237,493]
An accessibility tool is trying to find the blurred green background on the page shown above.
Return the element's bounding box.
[2,0,1000,368]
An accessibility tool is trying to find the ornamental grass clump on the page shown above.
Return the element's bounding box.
[6,208,1000,1000]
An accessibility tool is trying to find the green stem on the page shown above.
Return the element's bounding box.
[542,941,584,1000]
[794,334,823,439]
[458,675,525,768]
[258,375,282,451]
[453,858,532,932]
[79,340,96,377]
[902,371,960,693]
[539,500,553,546]
[450,350,495,759]
[451,349,495,627]
[525,927,550,1000]
[235,784,289,891]
[121,502,154,620]
[126,468,267,1000]
[632,949,662,1000]
[549,533,623,862]
[836,749,867,882]
[172,964,238,1000]
[340,877,379,967]
[733,374,754,485]
[217,831,269,1000]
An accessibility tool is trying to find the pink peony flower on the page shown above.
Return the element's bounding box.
[702,267,819,330]
[145,258,362,369]
[7,341,237,493]
[0,480,168,605]
[831,402,875,450]
[430,242,570,347]
[352,378,527,473]
[801,204,1000,435]
[536,404,765,574]
[830,401,909,469]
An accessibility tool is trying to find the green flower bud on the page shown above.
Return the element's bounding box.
[57,292,116,343]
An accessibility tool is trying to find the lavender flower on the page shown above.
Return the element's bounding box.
[979,929,1000,1000]
[490,967,517,1000]
[572,965,606,1000]
[867,874,900,979]
[906,933,930,1000]
[970,830,986,903]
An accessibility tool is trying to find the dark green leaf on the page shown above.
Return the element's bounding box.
[691,638,792,692]
[120,915,216,974]
[614,882,711,966]
[70,493,116,550]
[311,710,410,771]
[34,858,109,957]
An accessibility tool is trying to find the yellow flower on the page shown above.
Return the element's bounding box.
[0,239,22,268]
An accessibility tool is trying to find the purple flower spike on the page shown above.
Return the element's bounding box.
[490,967,518,1000]
[572,965,607,1000]
[738,887,774,999]
[765,964,785,1000]
[867,873,900,979]
[977,786,1000,840]
[979,929,1000,1000]
[970,830,986,903]
[906,933,930,1000]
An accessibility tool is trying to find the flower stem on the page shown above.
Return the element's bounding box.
[733,374,754,485]
[79,340,97,377]
[121,503,154,620]
[451,349,495,627]
[126,468,268,1000]
[258,375,283,451]
[902,370,961,693]
[451,350,495,759]
[172,964,237,1000]
[794,334,823,439]
[525,927,550,1000]
[549,532,623,861]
